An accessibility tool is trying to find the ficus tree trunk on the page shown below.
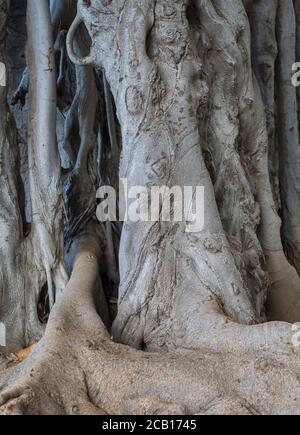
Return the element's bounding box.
[0,0,300,415]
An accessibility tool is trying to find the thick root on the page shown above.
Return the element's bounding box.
[1,240,300,415]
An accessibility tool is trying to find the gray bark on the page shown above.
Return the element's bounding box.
[276,0,300,274]
[0,0,67,352]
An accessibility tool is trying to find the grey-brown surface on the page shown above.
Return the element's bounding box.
[0,0,299,415]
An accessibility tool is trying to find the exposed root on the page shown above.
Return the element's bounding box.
[0,232,299,415]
